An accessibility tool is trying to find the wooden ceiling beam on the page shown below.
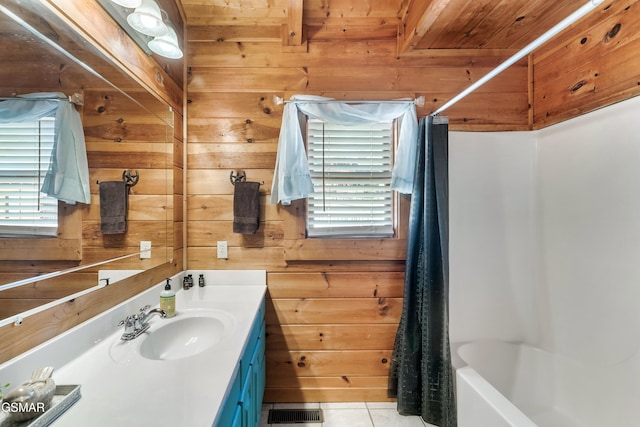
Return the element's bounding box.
[399,0,452,53]
[283,0,304,46]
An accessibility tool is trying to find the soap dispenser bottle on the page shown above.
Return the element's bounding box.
[160,278,176,317]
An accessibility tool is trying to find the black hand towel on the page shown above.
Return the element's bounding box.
[233,181,260,234]
[100,181,128,234]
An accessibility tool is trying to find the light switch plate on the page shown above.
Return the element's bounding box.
[217,241,228,259]
[140,241,152,259]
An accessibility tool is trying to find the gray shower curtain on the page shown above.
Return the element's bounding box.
[388,116,456,426]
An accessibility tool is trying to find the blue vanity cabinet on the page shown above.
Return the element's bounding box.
[217,370,242,427]
[216,300,265,427]
[240,320,266,427]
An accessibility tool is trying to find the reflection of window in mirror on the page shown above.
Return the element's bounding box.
[0,117,58,237]
[0,115,82,261]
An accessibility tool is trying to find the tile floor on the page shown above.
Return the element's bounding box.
[260,402,437,427]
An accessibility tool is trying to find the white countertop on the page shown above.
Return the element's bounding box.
[0,271,266,427]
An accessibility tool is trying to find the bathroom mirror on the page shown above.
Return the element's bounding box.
[0,0,175,322]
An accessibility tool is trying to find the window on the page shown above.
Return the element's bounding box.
[0,117,58,237]
[306,119,395,238]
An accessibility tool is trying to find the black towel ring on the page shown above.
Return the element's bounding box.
[123,169,140,191]
[230,170,246,185]
[230,171,264,186]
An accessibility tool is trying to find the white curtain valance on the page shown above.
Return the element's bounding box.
[0,92,90,205]
[270,95,419,205]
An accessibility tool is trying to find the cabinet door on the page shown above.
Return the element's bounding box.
[251,325,266,425]
[240,326,264,427]
[231,403,242,427]
[216,368,241,427]
[240,370,253,427]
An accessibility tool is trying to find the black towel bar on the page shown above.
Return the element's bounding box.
[96,170,140,190]
[230,170,264,186]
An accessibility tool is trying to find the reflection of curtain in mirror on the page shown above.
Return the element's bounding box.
[0,92,90,205]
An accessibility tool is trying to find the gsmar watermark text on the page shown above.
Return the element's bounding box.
[1,401,46,413]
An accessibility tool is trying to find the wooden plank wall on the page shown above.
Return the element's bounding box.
[265,271,404,401]
[186,18,528,401]
[83,88,174,268]
[532,0,640,128]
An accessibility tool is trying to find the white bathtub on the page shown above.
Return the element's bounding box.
[455,339,640,427]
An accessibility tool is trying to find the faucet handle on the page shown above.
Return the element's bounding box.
[139,304,151,314]
[117,315,132,327]
[132,313,146,330]
[117,315,135,334]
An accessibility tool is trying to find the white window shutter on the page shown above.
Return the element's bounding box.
[306,119,394,238]
[0,118,58,237]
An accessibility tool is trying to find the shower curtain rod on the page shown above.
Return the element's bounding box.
[0,96,63,100]
[0,95,76,101]
[431,0,605,116]
[274,95,425,107]
[0,94,84,105]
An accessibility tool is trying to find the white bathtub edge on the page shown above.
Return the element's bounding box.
[457,366,537,427]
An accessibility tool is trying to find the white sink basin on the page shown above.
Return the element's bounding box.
[136,310,235,361]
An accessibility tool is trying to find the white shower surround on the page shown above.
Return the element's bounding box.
[449,95,640,425]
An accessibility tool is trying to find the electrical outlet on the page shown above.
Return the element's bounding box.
[217,241,228,259]
[140,241,152,259]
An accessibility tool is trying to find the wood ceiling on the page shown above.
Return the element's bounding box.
[183,0,598,53]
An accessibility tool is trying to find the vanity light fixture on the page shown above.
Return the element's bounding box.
[109,0,142,8]
[126,0,167,37]
[98,0,183,59]
[148,24,183,59]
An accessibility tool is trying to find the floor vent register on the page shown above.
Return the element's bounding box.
[268,408,324,424]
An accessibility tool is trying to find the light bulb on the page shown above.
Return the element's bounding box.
[110,0,142,8]
[148,25,183,59]
[126,0,167,37]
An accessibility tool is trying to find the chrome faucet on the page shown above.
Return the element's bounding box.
[118,305,167,341]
